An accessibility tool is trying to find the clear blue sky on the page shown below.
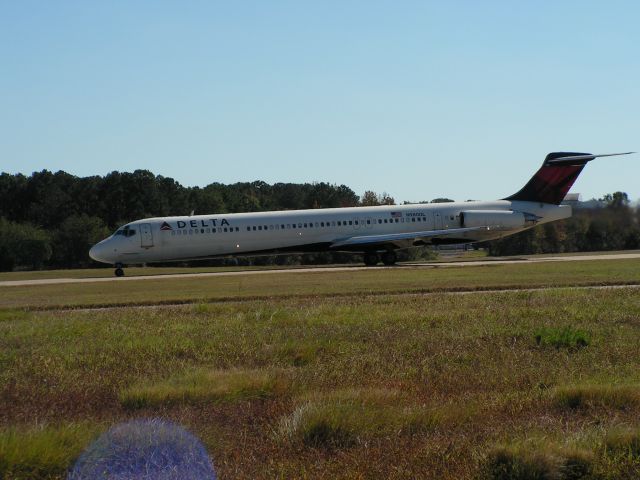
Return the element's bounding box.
[1,1,638,203]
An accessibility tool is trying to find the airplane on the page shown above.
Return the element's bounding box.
[89,151,633,277]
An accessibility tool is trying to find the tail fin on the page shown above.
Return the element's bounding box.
[505,151,634,205]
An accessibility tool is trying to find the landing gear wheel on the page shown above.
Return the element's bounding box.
[115,268,125,277]
[363,252,379,266]
[381,251,397,266]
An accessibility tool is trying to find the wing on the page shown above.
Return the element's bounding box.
[330,226,486,250]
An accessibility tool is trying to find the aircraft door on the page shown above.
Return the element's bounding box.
[140,223,154,248]
[434,212,443,230]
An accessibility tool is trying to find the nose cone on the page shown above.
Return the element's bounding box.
[89,240,112,264]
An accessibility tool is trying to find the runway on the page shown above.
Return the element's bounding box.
[1,252,639,288]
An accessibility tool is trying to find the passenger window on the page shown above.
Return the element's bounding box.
[281,224,285,229]
[258,226,262,230]
[384,219,388,223]
[412,218,416,222]
[378,219,382,224]
[348,221,352,225]
[367,220,370,224]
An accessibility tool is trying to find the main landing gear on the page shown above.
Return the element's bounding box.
[363,251,397,266]
[364,252,378,266]
[381,251,397,266]
[114,263,125,277]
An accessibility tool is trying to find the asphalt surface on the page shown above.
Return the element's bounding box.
[1,252,639,288]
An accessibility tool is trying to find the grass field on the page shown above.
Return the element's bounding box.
[1,258,640,310]
[0,264,318,282]
[0,249,636,282]
[1,260,640,478]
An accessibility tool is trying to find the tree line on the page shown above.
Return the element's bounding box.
[0,170,637,270]
[0,169,365,270]
[485,192,640,255]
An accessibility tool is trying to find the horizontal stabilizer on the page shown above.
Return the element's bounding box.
[545,152,634,165]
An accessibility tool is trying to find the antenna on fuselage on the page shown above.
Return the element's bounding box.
[189,210,194,216]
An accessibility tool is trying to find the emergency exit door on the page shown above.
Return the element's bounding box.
[140,223,154,248]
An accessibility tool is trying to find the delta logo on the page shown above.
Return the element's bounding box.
[160,218,231,231]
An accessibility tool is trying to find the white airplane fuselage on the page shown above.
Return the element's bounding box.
[90,151,633,275]
[89,200,570,266]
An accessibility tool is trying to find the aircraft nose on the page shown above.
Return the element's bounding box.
[89,241,112,264]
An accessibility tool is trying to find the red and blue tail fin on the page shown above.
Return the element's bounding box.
[505,152,634,205]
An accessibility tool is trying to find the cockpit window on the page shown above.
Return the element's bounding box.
[114,226,137,237]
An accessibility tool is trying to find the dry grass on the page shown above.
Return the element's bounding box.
[2,275,640,478]
[552,384,640,410]
[484,443,594,480]
[120,368,291,409]
[605,429,640,458]
[0,423,100,479]
[275,388,471,448]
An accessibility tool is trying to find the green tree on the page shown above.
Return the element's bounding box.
[360,191,395,206]
[51,215,111,268]
[0,218,52,271]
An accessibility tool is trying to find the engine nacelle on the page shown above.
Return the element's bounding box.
[460,210,538,229]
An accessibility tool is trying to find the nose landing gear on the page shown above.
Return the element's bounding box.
[114,263,125,277]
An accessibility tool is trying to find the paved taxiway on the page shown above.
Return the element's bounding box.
[1,252,639,288]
